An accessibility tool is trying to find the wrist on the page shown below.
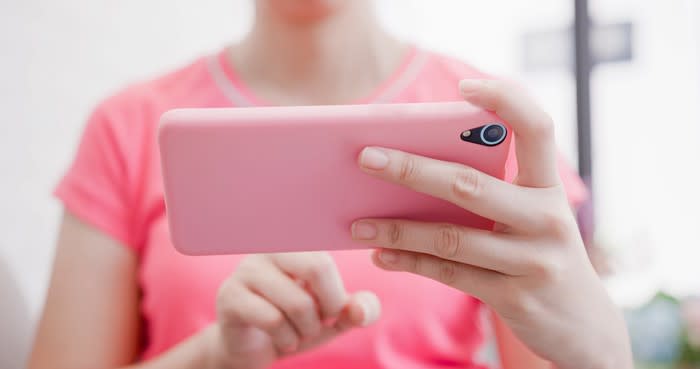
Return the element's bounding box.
[592,347,634,369]
[593,322,634,369]
[554,333,634,369]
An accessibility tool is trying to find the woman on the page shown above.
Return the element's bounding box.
[28,1,633,368]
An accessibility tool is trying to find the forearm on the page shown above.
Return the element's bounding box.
[492,313,550,369]
[29,325,219,369]
[123,325,221,369]
[493,310,633,369]
[551,335,634,369]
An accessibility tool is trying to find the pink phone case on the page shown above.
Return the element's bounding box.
[158,102,511,255]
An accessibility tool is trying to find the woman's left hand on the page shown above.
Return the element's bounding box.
[351,79,633,369]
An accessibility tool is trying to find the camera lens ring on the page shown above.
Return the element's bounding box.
[480,124,507,146]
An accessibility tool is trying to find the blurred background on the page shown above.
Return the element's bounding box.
[1,0,699,368]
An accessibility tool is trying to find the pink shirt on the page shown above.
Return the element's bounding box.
[55,47,587,368]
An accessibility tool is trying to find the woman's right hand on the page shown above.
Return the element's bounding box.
[205,252,381,369]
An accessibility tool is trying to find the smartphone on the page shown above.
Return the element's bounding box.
[158,102,511,255]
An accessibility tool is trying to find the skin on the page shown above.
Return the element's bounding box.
[230,0,407,105]
[28,1,633,369]
[352,79,634,369]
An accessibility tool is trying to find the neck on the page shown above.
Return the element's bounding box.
[228,4,408,105]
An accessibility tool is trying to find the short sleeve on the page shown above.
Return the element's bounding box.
[504,141,589,209]
[54,104,140,251]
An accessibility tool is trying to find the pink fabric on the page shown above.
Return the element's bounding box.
[55,47,588,368]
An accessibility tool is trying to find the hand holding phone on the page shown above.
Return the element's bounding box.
[349,79,634,369]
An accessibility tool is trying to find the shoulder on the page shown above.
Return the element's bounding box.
[93,56,211,122]
[72,55,215,179]
[420,49,495,81]
[400,48,497,102]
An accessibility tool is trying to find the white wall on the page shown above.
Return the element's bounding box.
[1,0,250,317]
[1,0,698,338]
[589,0,700,303]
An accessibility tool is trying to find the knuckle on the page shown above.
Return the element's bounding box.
[388,222,404,246]
[485,80,508,110]
[411,253,423,274]
[452,168,482,200]
[436,260,458,286]
[497,282,537,317]
[286,296,314,320]
[260,311,287,332]
[539,210,571,238]
[215,281,238,315]
[433,225,463,259]
[274,328,299,350]
[234,255,265,277]
[541,112,555,131]
[303,254,335,284]
[215,296,231,321]
[531,112,556,138]
[528,255,564,282]
[398,156,419,182]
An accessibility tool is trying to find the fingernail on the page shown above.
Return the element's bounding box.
[358,301,377,327]
[359,147,389,170]
[352,222,377,240]
[282,343,298,353]
[379,250,399,264]
[357,292,381,326]
[459,79,486,94]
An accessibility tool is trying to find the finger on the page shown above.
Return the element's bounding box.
[272,252,348,320]
[460,79,560,188]
[357,146,541,228]
[239,261,323,339]
[334,291,382,330]
[296,291,381,352]
[352,219,531,275]
[217,282,300,354]
[371,249,503,301]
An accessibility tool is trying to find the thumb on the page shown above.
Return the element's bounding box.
[334,290,381,330]
[459,79,560,188]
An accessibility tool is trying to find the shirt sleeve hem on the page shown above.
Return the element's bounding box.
[54,177,141,254]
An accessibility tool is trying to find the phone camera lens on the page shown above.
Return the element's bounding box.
[480,124,507,146]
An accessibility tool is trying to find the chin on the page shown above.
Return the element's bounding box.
[259,0,352,23]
